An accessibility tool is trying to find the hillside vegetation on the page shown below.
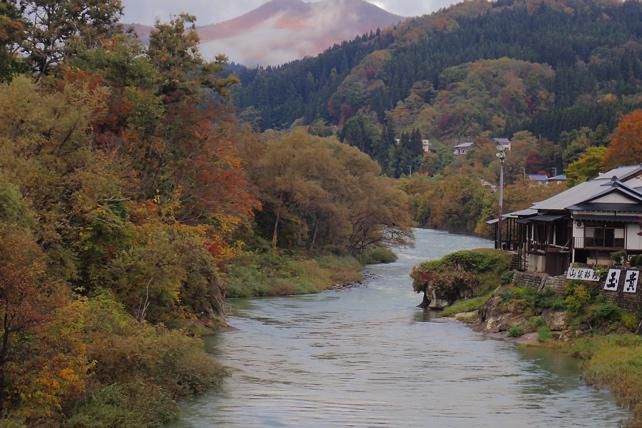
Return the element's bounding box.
[231,0,642,236]
[235,0,642,140]
[0,2,411,425]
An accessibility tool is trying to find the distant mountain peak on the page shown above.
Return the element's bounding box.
[127,0,404,66]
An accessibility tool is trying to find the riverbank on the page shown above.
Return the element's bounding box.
[412,248,642,427]
[224,246,397,298]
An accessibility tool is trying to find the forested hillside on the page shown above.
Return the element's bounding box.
[234,0,642,140]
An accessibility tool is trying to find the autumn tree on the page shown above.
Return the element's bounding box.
[0,6,252,426]
[16,0,124,75]
[605,110,642,168]
[248,129,411,252]
[147,14,238,99]
[0,224,77,420]
[0,1,25,81]
[566,146,608,186]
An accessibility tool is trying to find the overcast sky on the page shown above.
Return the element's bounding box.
[121,0,457,25]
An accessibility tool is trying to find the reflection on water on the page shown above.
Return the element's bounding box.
[175,229,628,428]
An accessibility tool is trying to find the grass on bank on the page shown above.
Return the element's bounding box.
[225,245,397,298]
[570,335,642,427]
[440,294,492,317]
[225,251,364,298]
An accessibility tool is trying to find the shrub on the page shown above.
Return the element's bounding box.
[611,250,626,265]
[501,286,537,306]
[563,282,592,313]
[441,294,491,317]
[359,246,398,265]
[630,255,642,267]
[441,249,512,274]
[508,326,525,337]
[585,302,623,329]
[500,270,514,285]
[528,316,546,330]
[621,312,640,331]
[412,249,511,301]
[537,326,553,342]
[66,382,177,428]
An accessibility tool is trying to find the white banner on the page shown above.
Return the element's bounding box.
[567,267,600,282]
[604,269,622,291]
[624,270,640,294]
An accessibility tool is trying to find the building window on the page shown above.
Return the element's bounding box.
[584,222,625,248]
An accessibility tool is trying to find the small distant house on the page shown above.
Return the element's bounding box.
[528,174,549,184]
[480,179,497,193]
[489,164,642,276]
[422,139,431,153]
[454,142,474,156]
[548,174,567,184]
[493,137,512,151]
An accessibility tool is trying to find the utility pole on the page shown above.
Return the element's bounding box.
[496,147,506,250]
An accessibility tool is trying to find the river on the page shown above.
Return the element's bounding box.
[175,229,628,427]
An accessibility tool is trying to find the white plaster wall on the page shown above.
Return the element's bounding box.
[587,256,613,266]
[592,193,638,204]
[573,221,584,248]
[527,254,546,273]
[627,223,642,250]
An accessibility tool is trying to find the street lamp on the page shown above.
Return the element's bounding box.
[496,147,506,250]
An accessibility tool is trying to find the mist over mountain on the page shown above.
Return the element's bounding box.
[127,0,404,66]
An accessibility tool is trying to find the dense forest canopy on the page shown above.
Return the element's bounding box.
[0,1,411,425]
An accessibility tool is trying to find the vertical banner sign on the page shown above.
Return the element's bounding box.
[624,270,640,294]
[604,269,621,291]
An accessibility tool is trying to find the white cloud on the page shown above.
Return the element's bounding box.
[375,0,458,17]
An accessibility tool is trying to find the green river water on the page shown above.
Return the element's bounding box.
[175,229,628,428]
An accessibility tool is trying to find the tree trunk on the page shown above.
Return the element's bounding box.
[0,312,12,410]
[309,219,319,252]
[272,207,281,250]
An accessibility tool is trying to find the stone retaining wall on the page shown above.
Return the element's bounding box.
[512,271,565,293]
[513,270,642,312]
[602,271,642,312]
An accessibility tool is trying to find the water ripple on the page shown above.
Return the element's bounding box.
[175,229,628,428]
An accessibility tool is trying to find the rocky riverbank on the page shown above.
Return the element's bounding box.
[412,248,642,427]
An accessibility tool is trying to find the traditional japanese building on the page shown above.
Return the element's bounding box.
[491,164,642,275]
[453,141,475,156]
[493,137,512,151]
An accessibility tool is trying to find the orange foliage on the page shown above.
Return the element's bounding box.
[606,110,642,168]
[173,105,260,224]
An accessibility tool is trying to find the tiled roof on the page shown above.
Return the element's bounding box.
[532,165,642,211]
[548,174,567,181]
[455,142,474,148]
[528,174,549,182]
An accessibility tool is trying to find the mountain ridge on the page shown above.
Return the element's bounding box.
[125,0,404,66]
[232,0,642,142]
